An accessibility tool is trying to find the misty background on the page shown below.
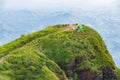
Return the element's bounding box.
[0,0,120,67]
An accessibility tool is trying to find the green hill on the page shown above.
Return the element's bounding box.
[0,24,119,80]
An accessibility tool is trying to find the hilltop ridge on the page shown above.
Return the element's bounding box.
[0,24,119,80]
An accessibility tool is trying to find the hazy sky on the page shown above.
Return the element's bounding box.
[0,0,120,67]
[2,0,118,10]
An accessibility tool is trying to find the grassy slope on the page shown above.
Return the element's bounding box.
[0,24,68,80]
[0,24,119,80]
[0,24,68,57]
[117,68,120,80]
[0,46,67,80]
[34,25,115,68]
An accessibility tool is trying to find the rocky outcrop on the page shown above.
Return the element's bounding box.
[102,66,117,80]
[58,57,117,80]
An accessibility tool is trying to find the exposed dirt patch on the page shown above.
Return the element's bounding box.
[64,25,76,31]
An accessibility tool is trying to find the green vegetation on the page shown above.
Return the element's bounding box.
[0,45,67,80]
[0,24,119,80]
[117,68,120,79]
[35,26,115,68]
[0,24,69,58]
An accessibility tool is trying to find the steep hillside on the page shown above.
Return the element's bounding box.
[0,24,119,80]
[117,68,120,80]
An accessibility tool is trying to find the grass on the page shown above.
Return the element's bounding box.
[0,24,68,58]
[117,68,120,80]
[0,24,119,80]
[0,45,67,80]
